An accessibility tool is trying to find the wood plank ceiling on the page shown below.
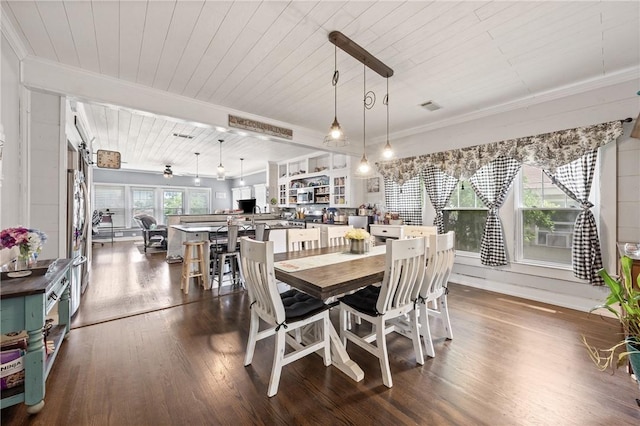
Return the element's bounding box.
[3,1,639,177]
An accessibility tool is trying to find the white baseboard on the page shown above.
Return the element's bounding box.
[450,273,611,315]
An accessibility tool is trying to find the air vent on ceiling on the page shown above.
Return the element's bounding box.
[172,133,194,139]
[420,101,442,112]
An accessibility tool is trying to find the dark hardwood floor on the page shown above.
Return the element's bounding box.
[3,242,640,425]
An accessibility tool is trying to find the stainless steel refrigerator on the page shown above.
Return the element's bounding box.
[67,168,89,316]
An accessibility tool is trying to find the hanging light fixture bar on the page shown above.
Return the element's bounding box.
[329,31,394,78]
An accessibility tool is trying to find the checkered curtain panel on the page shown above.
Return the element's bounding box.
[544,150,603,285]
[384,177,422,225]
[421,166,459,234]
[469,156,521,266]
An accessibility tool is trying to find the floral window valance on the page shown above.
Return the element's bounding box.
[376,120,623,185]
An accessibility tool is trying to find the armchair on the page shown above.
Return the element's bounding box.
[133,214,167,252]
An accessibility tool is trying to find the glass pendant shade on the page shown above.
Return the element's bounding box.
[358,153,370,174]
[330,117,343,139]
[382,140,394,159]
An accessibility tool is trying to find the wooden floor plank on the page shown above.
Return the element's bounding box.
[2,242,639,425]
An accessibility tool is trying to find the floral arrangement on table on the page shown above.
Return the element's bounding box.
[344,228,370,240]
[0,226,48,264]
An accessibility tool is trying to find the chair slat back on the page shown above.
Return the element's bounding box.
[326,225,352,247]
[376,237,427,314]
[255,223,267,241]
[240,237,285,324]
[287,228,321,252]
[226,225,240,253]
[420,231,455,299]
[403,225,438,239]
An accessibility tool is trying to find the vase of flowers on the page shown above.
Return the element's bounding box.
[344,228,371,254]
[0,226,47,271]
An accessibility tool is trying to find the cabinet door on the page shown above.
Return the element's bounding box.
[331,175,349,206]
[278,183,288,206]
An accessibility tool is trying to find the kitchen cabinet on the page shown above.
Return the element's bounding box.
[278,152,362,208]
[0,259,72,414]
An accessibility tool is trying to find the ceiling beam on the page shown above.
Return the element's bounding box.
[329,31,394,78]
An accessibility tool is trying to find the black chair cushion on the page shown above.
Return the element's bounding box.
[280,289,328,322]
[339,285,381,316]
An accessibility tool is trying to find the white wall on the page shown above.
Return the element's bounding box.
[28,91,66,260]
[0,33,22,265]
[617,126,640,242]
[1,34,21,230]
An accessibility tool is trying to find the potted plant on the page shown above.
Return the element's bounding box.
[583,256,640,374]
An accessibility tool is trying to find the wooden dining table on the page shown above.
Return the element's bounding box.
[273,244,387,382]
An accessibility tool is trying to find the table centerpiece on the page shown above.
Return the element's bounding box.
[345,228,371,254]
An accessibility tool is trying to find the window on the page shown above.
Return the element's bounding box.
[517,164,581,265]
[94,185,125,227]
[132,188,156,219]
[442,181,486,253]
[163,190,184,224]
[189,190,210,215]
[384,177,422,225]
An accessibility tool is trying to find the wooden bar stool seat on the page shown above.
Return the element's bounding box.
[181,241,207,294]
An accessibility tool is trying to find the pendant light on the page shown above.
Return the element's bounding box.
[323,44,348,147]
[382,77,394,159]
[217,139,225,181]
[163,165,173,179]
[357,63,372,176]
[240,158,245,185]
[194,152,201,186]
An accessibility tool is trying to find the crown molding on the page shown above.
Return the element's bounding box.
[388,66,640,142]
[1,7,28,60]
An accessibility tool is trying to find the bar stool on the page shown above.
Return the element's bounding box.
[181,241,207,294]
[211,225,241,288]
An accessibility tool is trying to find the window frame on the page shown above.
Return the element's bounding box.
[441,180,487,255]
[513,161,600,269]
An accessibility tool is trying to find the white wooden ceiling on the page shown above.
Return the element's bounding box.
[3,1,639,177]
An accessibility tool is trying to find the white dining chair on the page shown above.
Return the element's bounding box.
[286,228,321,252]
[418,231,455,358]
[403,225,438,238]
[326,225,353,247]
[339,237,427,388]
[240,237,331,397]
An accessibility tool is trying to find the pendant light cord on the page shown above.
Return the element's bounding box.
[363,63,366,154]
[385,78,389,142]
[333,45,339,118]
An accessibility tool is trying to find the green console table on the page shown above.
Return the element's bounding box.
[0,258,72,414]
